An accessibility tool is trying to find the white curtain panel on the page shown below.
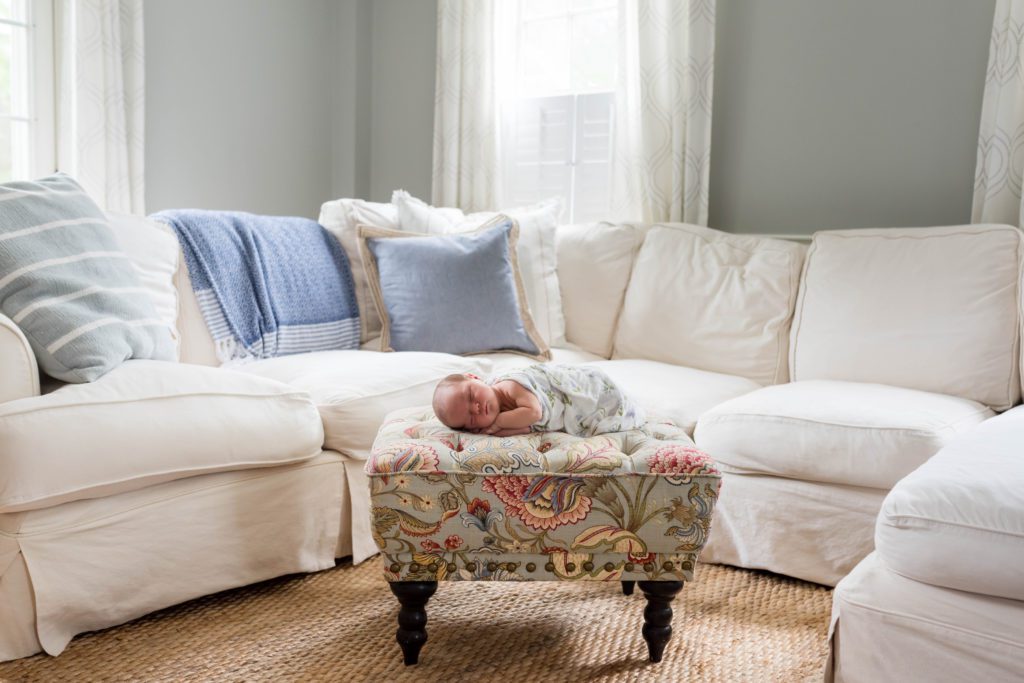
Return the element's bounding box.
[610,0,716,224]
[972,0,1024,226]
[57,0,145,214]
[432,0,500,212]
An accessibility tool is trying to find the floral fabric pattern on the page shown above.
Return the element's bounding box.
[368,408,721,582]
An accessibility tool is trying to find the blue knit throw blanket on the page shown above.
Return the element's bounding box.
[153,209,359,363]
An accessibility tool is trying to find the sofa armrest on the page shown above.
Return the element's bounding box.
[0,313,39,403]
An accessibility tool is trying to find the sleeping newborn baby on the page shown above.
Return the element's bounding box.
[432,363,645,437]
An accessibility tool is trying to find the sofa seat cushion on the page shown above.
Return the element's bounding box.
[479,343,606,374]
[876,405,1024,600]
[234,350,490,460]
[590,359,761,435]
[0,360,324,513]
[694,380,993,489]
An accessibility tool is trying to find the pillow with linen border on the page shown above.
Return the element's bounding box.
[357,215,550,360]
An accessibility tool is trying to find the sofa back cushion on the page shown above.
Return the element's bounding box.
[555,222,649,358]
[790,224,1022,410]
[613,224,806,385]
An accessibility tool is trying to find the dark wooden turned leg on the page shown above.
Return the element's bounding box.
[389,581,437,666]
[637,580,684,663]
[621,580,636,595]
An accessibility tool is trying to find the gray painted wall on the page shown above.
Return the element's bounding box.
[145,0,997,233]
[145,0,339,218]
[709,0,997,234]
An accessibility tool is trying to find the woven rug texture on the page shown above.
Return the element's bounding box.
[0,560,832,682]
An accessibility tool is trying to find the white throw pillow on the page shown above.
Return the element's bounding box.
[318,198,399,343]
[790,224,1022,410]
[392,190,567,347]
[614,224,806,385]
[107,212,181,359]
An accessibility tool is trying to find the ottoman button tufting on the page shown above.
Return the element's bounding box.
[466,562,477,571]
[604,562,615,571]
[663,561,674,571]
[526,563,536,572]
[583,561,594,571]
[625,562,635,571]
[544,562,555,572]
[643,563,655,572]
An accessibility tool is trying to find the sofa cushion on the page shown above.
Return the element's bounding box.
[876,405,1024,600]
[590,359,761,435]
[614,225,806,385]
[694,381,993,489]
[790,224,1022,410]
[555,222,648,358]
[234,350,491,460]
[477,343,606,374]
[0,360,324,512]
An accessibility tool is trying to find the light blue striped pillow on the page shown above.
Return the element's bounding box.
[0,174,175,382]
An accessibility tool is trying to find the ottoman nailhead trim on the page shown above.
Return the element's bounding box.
[409,563,421,573]
[566,563,577,572]
[487,562,498,572]
[429,562,440,572]
[526,563,536,572]
[544,562,555,572]
[447,563,457,572]
[663,561,674,571]
[389,563,401,573]
[643,563,654,572]
[604,562,615,571]
[682,560,694,571]
[505,563,518,571]
[625,563,635,571]
[583,562,594,571]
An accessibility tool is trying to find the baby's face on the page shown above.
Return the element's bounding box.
[442,378,499,431]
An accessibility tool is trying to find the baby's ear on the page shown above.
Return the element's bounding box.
[465,373,481,381]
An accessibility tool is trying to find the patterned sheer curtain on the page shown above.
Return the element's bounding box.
[56,0,145,213]
[432,0,500,212]
[610,0,716,224]
[972,0,1024,225]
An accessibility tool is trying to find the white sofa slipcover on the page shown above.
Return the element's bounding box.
[0,360,324,513]
[614,224,806,385]
[700,472,887,586]
[0,312,38,404]
[589,359,761,435]
[875,405,1024,601]
[827,553,1024,683]
[696,380,993,489]
[0,453,346,660]
[790,224,1022,410]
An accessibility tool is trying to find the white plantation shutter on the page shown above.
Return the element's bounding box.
[572,92,613,222]
[502,92,613,221]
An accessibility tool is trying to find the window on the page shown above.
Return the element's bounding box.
[498,0,616,222]
[0,0,54,182]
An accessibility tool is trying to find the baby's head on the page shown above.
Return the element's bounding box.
[433,373,499,432]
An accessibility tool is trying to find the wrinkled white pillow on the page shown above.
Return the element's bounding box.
[318,198,399,343]
[392,191,567,347]
[107,212,181,359]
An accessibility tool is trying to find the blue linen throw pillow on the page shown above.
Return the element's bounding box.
[358,216,550,359]
[0,173,175,382]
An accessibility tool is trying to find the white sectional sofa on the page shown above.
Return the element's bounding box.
[0,214,1021,683]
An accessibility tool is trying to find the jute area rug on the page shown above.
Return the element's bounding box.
[0,560,832,683]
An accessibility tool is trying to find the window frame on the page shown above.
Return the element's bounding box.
[0,0,55,181]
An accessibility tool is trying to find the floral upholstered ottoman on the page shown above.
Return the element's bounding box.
[366,407,721,666]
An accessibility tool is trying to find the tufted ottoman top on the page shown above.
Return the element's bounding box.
[366,407,721,583]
